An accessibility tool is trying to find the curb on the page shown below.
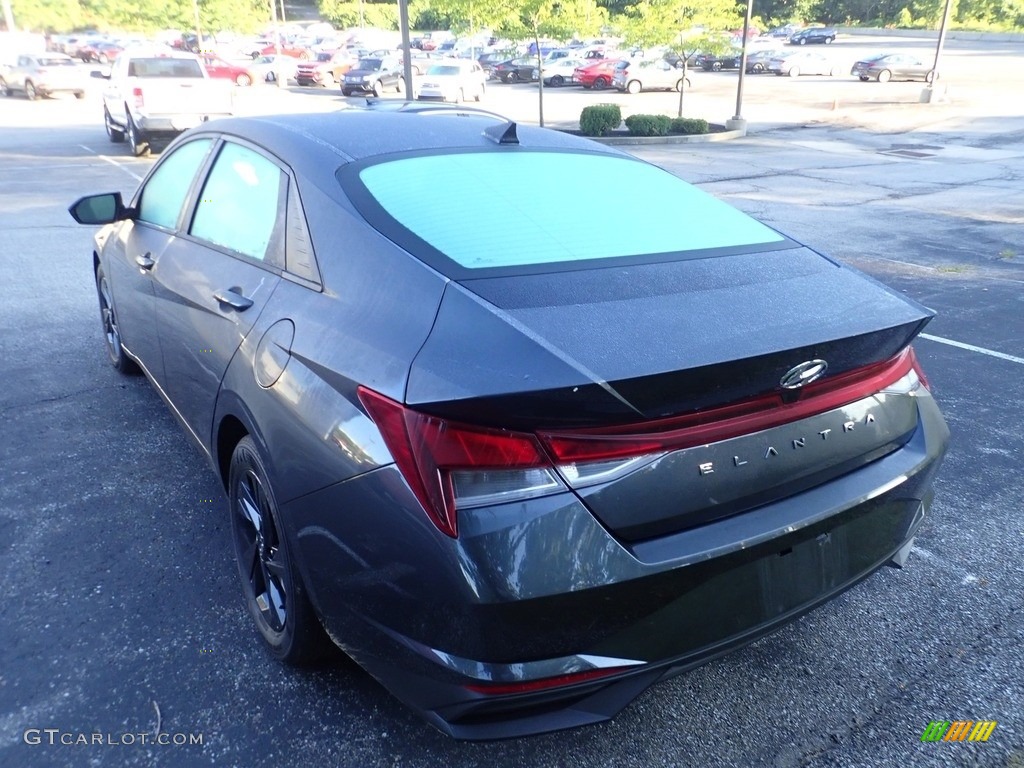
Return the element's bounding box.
[571,127,747,145]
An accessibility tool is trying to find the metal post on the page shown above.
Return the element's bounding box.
[398,0,414,100]
[192,0,203,52]
[727,0,753,132]
[923,0,954,102]
[2,0,16,34]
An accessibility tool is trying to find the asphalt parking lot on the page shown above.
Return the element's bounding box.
[2,36,1023,767]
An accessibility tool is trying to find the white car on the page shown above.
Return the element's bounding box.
[416,59,486,103]
[612,58,691,94]
[535,58,583,86]
[249,54,300,83]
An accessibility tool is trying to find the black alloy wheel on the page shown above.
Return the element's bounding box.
[229,437,328,664]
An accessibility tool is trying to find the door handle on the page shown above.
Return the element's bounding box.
[213,288,254,311]
[135,253,155,270]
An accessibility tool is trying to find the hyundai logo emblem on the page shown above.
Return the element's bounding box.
[780,359,828,389]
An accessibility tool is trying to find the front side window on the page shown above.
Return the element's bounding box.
[137,139,213,229]
[190,142,285,262]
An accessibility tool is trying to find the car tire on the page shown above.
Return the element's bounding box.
[825,36,834,44]
[788,66,800,77]
[828,67,837,76]
[104,106,126,142]
[626,79,641,94]
[925,70,935,84]
[371,80,382,97]
[95,266,140,375]
[0,77,10,96]
[799,38,807,45]
[552,75,564,87]
[25,80,38,100]
[396,76,404,93]
[859,76,870,81]
[235,72,253,86]
[475,82,484,101]
[125,111,148,156]
[593,76,608,90]
[712,61,722,72]
[753,63,764,73]
[229,436,330,665]
[877,69,892,83]
[341,88,352,96]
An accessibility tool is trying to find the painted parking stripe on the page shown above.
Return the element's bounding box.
[919,333,1024,365]
[77,145,144,181]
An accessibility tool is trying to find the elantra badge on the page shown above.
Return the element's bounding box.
[780,359,828,389]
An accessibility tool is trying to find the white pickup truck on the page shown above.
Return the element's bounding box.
[100,49,234,155]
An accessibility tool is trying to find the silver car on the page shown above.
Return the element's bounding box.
[416,59,487,102]
[0,53,86,100]
[612,58,690,94]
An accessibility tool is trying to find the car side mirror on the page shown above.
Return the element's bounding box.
[91,69,111,79]
[68,192,133,225]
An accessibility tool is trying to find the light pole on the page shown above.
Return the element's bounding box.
[727,0,753,133]
[398,0,414,101]
[922,0,954,102]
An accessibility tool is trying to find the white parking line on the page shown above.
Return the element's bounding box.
[77,145,143,181]
[919,333,1024,365]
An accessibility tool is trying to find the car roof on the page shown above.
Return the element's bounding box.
[190,110,623,167]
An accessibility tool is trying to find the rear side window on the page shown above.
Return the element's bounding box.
[127,58,204,78]
[353,151,786,272]
[190,142,286,262]
[137,138,213,229]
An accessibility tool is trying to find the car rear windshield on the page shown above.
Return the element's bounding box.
[127,58,204,78]
[39,57,77,66]
[352,151,787,273]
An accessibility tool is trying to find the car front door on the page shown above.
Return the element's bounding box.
[150,139,285,450]
[108,137,215,385]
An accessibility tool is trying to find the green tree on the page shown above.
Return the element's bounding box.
[623,0,741,115]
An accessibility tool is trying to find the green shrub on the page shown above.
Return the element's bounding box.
[624,114,671,137]
[579,104,622,136]
[669,117,710,135]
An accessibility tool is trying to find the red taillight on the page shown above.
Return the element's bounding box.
[359,347,921,537]
[464,666,632,695]
[538,348,917,464]
[358,388,551,538]
[908,346,930,390]
[132,87,144,108]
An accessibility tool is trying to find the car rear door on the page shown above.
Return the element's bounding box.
[149,138,285,449]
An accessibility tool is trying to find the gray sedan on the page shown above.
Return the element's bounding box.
[68,109,948,740]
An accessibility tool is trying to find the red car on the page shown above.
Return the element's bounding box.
[574,58,624,90]
[200,54,256,86]
[257,42,312,60]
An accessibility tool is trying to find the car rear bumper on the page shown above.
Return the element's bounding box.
[288,391,948,738]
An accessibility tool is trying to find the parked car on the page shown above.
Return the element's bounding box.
[79,40,124,64]
[490,56,536,83]
[341,56,404,96]
[768,51,838,77]
[200,54,256,86]
[697,50,742,72]
[0,53,86,99]
[851,53,935,83]
[789,27,837,45]
[535,58,583,86]
[98,48,234,155]
[574,58,624,90]
[613,58,691,94]
[416,59,486,102]
[255,41,313,60]
[249,54,300,83]
[68,109,949,740]
[295,49,358,87]
[769,24,803,38]
[745,49,786,73]
[407,50,446,76]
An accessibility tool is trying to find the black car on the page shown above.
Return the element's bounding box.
[697,50,742,71]
[789,27,838,45]
[489,56,536,82]
[69,110,948,739]
[341,56,404,96]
